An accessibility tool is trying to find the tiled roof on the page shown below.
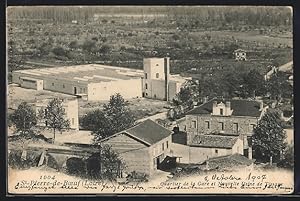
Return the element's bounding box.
[186,98,262,117]
[190,134,238,149]
[125,119,172,146]
[205,153,255,169]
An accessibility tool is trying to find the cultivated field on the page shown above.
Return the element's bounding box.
[7,12,293,81]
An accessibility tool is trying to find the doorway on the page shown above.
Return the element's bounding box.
[156,157,160,169]
[74,87,77,94]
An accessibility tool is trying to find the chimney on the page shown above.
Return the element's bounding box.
[212,101,218,115]
[213,101,217,108]
[173,126,179,134]
[164,57,170,101]
[225,101,231,109]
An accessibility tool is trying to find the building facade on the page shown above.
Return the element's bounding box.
[35,97,79,130]
[100,119,172,177]
[188,134,244,163]
[185,98,266,160]
[142,57,187,101]
[12,64,144,101]
[12,58,189,102]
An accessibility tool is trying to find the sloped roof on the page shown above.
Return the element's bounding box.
[186,98,262,117]
[234,49,246,52]
[206,153,255,169]
[190,134,238,149]
[125,119,172,145]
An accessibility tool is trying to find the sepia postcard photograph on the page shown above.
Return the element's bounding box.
[6,5,294,195]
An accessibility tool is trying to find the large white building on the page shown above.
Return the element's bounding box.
[12,57,189,101]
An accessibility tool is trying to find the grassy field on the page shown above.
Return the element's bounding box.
[7,16,293,79]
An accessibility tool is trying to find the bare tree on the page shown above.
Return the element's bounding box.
[38,98,70,143]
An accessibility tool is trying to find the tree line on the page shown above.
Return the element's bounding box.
[7,6,292,28]
[168,69,293,120]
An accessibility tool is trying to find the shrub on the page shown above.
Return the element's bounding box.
[66,157,86,176]
[81,39,96,52]
[278,145,294,169]
[69,40,78,49]
[172,34,180,40]
[52,47,68,57]
[8,150,41,169]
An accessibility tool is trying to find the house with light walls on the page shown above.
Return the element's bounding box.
[171,98,267,164]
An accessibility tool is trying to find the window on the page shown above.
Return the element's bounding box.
[145,83,148,89]
[156,64,159,66]
[72,118,75,125]
[145,73,147,79]
[162,143,164,151]
[205,121,210,129]
[220,108,224,115]
[52,83,54,86]
[156,73,159,78]
[215,149,218,154]
[166,141,169,149]
[191,120,197,128]
[233,123,239,132]
[63,84,65,88]
[145,93,148,96]
[44,109,47,115]
[219,122,224,131]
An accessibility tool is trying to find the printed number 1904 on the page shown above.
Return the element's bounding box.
[40,175,56,180]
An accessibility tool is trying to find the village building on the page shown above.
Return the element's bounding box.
[12,57,189,102]
[100,119,172,177]
[171,128,244,164]
[35,97,79,130]
[171,98,267,164]
[233,49,247,61]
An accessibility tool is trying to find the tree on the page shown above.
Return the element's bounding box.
[266,71,293,101]
[167,105,184,121]
[252,111,287,164]
[172,80,197,109]
[99,44,111,55]
[278,144,294,169]
[103,93,135,131]
[10,102,37,135]
[81,39,96,52]
[242,70,265,98]
[69,40,78,49]
[222,71,243,98]
[52,46,68,57]
[100,144,125,180]
[81,94,135,143]
[38,98,70,143]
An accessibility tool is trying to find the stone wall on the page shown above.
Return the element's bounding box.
[186,114,259,145]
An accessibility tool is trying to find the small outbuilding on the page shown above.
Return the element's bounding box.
[233,49,247,61]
